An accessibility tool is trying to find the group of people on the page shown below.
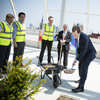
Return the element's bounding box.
[0,13,96,93]
[0,12,26,72]
[38,16,96,93]
[38,16,72,69]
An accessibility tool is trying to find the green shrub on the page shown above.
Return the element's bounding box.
[0,57,46,100]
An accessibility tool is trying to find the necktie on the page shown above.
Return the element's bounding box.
[63,32,66,40]
[75,39,79,58]
[75,39,79,48]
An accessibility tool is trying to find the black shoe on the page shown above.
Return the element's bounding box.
[72,87,84,93]
[74,80,80,83]
[63,66,67,69]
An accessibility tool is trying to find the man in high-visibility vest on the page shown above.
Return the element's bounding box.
[13,12,26,66]
[38,16,56,65]
[0,14,14,72]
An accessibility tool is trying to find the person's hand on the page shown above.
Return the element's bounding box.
[72,60,77,66]
[60,40,63,43]
[63,40,66,43]
[60,40,66,44]
[14,42,18,48]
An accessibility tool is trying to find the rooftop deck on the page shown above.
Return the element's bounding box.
[8,46,100,100]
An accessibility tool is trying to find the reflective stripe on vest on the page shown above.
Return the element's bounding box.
[42,24,55,41]
[0,22,13,46]
[14,21,26,42]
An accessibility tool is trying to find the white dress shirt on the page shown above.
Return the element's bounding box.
[77,34,80,48]
[62,31,67,45]
[63,31,67,40]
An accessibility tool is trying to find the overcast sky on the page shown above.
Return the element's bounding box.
[0,0,100,33]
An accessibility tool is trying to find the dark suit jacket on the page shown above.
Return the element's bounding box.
[56,30,72,50]
[76,32,96,62]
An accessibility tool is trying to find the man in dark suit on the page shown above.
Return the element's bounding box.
[72,25,96,93]
[57,24,71,69]
[74,24,84,83]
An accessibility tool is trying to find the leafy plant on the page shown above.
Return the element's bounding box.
[0,56,46,100]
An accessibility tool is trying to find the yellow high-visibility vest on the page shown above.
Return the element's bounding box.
[0,21,13,46]
[42,24,56,41]
[14,21,26,42]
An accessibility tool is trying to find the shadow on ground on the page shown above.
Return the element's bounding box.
[42,76,100,100]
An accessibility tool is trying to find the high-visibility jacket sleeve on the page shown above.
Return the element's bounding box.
[12,22,17,39]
